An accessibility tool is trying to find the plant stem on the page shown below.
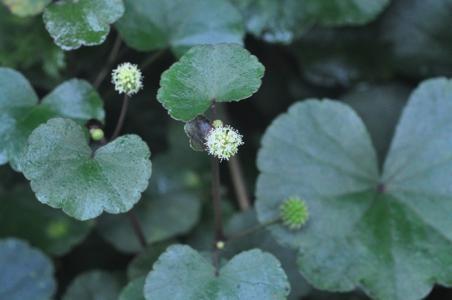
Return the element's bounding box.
[217,104,251,210]
[211,102,224,275]
[228,156,250,211]
[94,34,122,89]
[128,211,147,248]
[111,95,129,140]
[226,218,280,241]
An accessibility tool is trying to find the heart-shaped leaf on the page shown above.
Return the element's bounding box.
[231,0,389,44]
[1,0,51,17]
[144,245,290,300]
[21,118,152,221]
[43,0,124,50]
[0,238,56,300]
[97,156,201,253]
[157,44,265,121]
[256,78,452,300]
[0,68,104,170]
[0,186,93,256]
[63,270,124,300]
[116,0,244,57]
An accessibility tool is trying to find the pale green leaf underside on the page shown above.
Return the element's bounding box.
[144,245,290,300]
[43,0,124,50]
[157,44,265,121]
[1,0,51,17]
[231,0,389,43]
[0,238,56,300]
[63,271,123,300]
[0,186,92,256]
[256,78,452,300]
[116,0,244,56]
[0,67,104,170]
[21,118,152,221]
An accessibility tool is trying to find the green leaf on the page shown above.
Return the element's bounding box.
[43,0,124,50]
[224,210,311,300]
[119,276,146,300]
[0,68,104,170]
[381,0,452,78]
[158,44,265,121]
[97,156,201,253]
[144,245,290,300]
[21,118,152,221]
[116,0,244,56]
[231,0,389,43]
[0,186,93,256]
[256,78,452,300]
[0,238,56,300]
[1,0,51,17]
[63,270,124,300]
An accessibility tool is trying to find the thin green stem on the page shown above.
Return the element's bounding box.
[128,211,147,248]
[111,95,129,140]
[226,218,281,242]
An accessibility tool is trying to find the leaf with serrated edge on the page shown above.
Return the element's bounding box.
[43,0,124,50]
[145,245,290,300]
[0,68,104,170]
[157,44,264,121]
[21,118,152,220]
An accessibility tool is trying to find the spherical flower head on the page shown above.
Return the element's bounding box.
[89,128,104,141]
[205,123,243,161]
[280,197,309,230]
[111,63,143,96]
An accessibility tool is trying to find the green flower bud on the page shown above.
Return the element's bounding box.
[205,124,243,161]
[280,197,309,230]
[89,128,104,141]
[111,62,143,96]
[212,119,223,128]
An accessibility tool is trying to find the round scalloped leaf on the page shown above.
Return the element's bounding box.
[0,238,56,300]
[157,44,265,121]
[43,0,124,50]
[127,241,173,279]
[224,210,311,300]
[257,79,452,300]
[0,68,104,170]
[144,245,290,300]
[116,0,244,57]
[231,0,389,43]
[0,186,93,256]
[1,0,51,17]
[119,276,145,300]
[63,270,123,300]
[97,156,201,253]
[21,118,152,221]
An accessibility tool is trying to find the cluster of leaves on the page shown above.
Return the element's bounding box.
[1,0,452,300]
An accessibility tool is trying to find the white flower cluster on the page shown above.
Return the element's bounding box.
[111,62,143,96]
[205,122,243,161]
